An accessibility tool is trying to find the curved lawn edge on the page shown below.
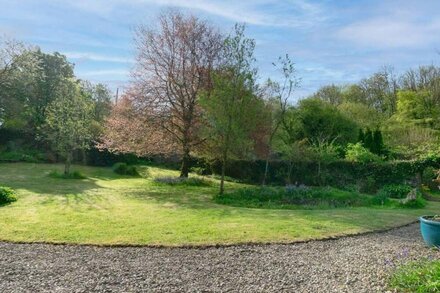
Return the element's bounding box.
[0,219,420,249]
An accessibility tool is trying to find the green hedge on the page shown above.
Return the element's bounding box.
[208,157,440,189]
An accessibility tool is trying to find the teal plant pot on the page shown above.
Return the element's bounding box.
[420,216,440,248]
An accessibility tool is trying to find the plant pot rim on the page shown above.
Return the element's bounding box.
[420,216,440,226]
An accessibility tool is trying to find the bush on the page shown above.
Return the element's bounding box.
[389,259,440,292]
[0,186,17,205]
[207,174,242,183]
[112,162,140,176]
[370,193,391,206]
[48,170,87,179]
[358,176,378,194]
[215,186,381,209]
[86,148,142,167]
[399,194,426,209]
[154,176,212,187]
[378,184,412,199]
[0,151,41,163]
[190,166,209,176]
[207,156,440,188]
[345,143,383,163]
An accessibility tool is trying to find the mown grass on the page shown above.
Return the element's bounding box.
[389,259,440,292]
[0,162,439,246]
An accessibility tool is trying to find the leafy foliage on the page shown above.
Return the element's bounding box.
[378,184,412,199]
[199,24,262,194]
[0,186,17,205]
[112,162,140,177]
[0,150,41,163]
[153,176,212,187]
[345,143,382,163]
[215,186,389,209]
[39,78,94,174]
[389,260,440,292]
[399,194,426,208]
[296,98,358,145]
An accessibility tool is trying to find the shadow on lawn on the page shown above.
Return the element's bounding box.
[0,163,103,195]
[128,184,218,209]
[38,192,106,209]
[128,182,433,237]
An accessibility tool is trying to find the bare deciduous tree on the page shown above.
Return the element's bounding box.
[261,55,299,185]
[131,10,223,177]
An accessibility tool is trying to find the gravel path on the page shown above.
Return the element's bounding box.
[0,223,438,293]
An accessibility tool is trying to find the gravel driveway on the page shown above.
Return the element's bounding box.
[0,223,438,293]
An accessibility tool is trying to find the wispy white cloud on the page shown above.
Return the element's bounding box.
[79,69,130,77]
[5,0,440,99]
[336,17,440,49]
[155,0,326,27]
[64,52,134,63]
[60,0,327,28]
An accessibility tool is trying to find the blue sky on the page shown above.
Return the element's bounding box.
[1,0,440,100]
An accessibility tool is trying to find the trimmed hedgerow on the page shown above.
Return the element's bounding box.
[208,157,440,190]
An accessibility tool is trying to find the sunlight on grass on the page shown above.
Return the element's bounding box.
[0,163,438,246]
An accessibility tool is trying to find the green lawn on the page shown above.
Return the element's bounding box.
[0,162,439,246]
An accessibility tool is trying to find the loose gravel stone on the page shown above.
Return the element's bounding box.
[0,223,438,292]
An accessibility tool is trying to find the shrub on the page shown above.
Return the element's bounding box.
[215,186,378,209]
[154,176,211,187]
[370,193,391,206]
[48,170,87,179]
[379,184,412,199]
[190,166,208,176]
[0,151,39,163]
[399,195,426,209]
[0,186,17,205]
[345,143,382,164]
[207,156,440,187]
[389,259,440,292]
[112,162,140,177]
[208,174,242,183]
[423,167,439,190]
[358,176,378,194]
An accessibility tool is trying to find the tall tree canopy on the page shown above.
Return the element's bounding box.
[129,10,224,177]
[200,24,263,194]
[39,79,94,174]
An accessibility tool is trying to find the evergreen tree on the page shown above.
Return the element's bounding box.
[357,128,365,144]
[364,128,373,151]
[372,129,384,155]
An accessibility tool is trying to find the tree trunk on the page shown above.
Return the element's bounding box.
[262,151,270,186]
[317,161,321,186]
[220,150,227,195]
[64,152,72,175]
[287,161,294,185]
[81,149,87,165]
[180,147,190,178]
[415,170,423,190]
